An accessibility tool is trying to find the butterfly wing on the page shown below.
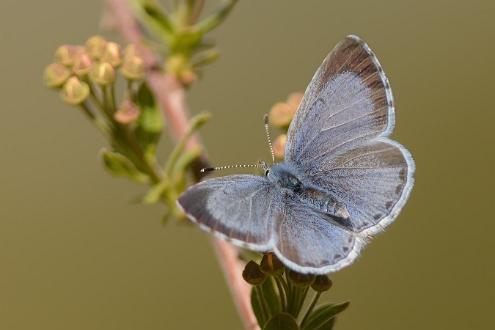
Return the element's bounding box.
[177,175,279,251]
[273,194,365,274]
[285,35,414,236]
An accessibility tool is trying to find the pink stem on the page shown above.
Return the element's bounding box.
[106,1,259,329]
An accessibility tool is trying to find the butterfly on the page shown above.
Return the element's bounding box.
[178,35,415,274]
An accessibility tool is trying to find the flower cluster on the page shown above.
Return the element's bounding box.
[268,92,304,159]
[243,253,349,329]
[43,36,209,221]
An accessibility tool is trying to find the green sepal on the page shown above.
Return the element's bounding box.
[301,302,349,330]
[135,82,164,152]
[100,149,149,183]
[263,313,299,330]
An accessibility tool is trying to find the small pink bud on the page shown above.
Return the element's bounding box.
[55,45,84,66]
[123,44,140,61]
[60,76,90,105]
[269,102,296,128]
[273,134,287,160]
[114,100,140,124]
[101,42,121,67]
[287,92,303,109]
[72,52,93,77]
[85,35,107,59]
[43,63,71,88]
[89,62,115,85]
[121,56,145,80]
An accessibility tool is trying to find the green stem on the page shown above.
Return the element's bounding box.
[294,286,309,318]
[255,286,268,325]
[79,102,111,136]
[274,275,288,311]
[300,292,322,328]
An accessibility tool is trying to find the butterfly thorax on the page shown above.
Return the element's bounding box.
[267,163,350,220]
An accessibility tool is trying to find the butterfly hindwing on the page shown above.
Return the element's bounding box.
[273,194,364,274]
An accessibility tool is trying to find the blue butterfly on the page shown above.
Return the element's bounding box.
[178,35,415,274]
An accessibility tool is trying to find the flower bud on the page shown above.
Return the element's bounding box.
[55,45,84,66]
[89,62,115,85]
[260,252,284,275]
[60,76,90,105]
[311,275,333,292]
[269,102,296,128]
[179,69,197,86]
[273,134,287,160]
[242,261,267,286]
[123,43,139,61]
[43,63,71,88]
[287,92,303,109]
[101,42,121,67]
[287,269,315,288]
[72,52,92,77]
[85,35,107,59]
[114,99,140,124]
[121,56,145,80]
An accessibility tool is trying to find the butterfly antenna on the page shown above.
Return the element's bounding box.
[201,163,262,173]
[264,114,275,163]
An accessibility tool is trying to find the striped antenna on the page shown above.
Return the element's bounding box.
[264,114,275,163]
[201,163,262,173]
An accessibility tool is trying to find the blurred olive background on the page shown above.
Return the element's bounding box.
[1,0,494,329]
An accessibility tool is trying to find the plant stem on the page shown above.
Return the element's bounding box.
[80,101,111,136]
[274,275,287,311]
[107,1,258,329]
[300,291,322,328]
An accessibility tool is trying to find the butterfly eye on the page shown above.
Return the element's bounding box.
[265,169,270,176]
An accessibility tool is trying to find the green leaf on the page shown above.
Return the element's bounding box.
[196,0,239,33]
[163,112,210,177]
[100,149,149,183]
[135,83,164,152]
[263,313,299,330]
[302,302,349,330]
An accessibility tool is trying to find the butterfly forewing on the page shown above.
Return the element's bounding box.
[285,35,414,236]
[177,175,278,250]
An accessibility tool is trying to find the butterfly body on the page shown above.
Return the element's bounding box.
[178,35,415,274]
[268,162,350,221]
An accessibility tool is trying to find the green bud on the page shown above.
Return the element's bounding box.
[89,62,115,85]
[123,43,139,61]
[165,54,197,85]
[311,275,333,292]
[242,261,267,286]
[287,269,315,288]
[114,99,140,124]
[260,252,284,275]
[101,42,121,67]
[85,35,107,59]
[43,63,71,88]
[55,45,83,66]
[60,76,90,105]
[121,56,145,80]
[72,52,92,77]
